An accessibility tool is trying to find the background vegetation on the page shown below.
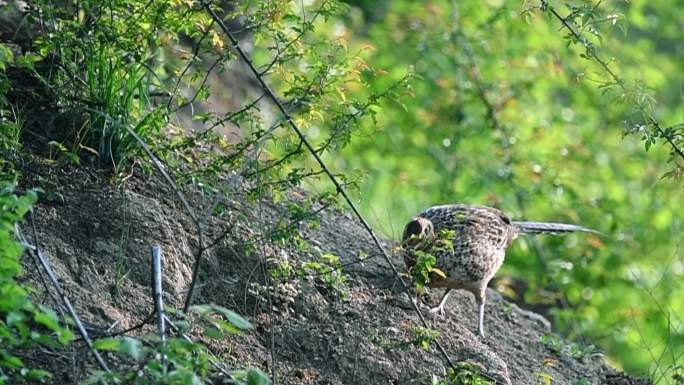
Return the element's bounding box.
[0,0,682,383]
[328,0,683,380]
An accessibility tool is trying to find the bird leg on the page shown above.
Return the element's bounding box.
[429,288,452,317]
[475,290,486,338]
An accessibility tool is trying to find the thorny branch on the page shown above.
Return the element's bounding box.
[166,19,216,111]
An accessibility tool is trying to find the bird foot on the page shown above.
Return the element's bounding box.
[428,305,446,318]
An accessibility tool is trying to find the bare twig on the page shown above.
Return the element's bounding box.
[79,311,155,340]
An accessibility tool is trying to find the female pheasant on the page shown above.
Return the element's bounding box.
[401,204,597,338]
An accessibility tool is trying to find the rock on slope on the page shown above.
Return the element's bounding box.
[20,160,649,385]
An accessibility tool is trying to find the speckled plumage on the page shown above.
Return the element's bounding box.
[401,204,596,337]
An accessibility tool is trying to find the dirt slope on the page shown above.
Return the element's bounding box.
[19,159,649,385]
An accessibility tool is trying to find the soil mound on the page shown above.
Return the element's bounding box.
[20,159,649,385]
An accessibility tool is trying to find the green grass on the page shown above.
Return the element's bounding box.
[83,48,157,169]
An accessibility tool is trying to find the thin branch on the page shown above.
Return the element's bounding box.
[542,1,684,162]
[78,311,155,340]
[313,76,410,155]
[20,215,110,373]
[254,142,279,383]
[243,140,303,178]
[257,5,326,77]
[258,170,326,188]
[173,55,223,113]
[166,19,216,110]
[201,92,267,135]
[203,1,466,377]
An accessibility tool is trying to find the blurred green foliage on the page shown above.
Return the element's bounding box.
[308,0,683,380]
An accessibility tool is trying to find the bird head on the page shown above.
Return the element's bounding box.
[401,217,435,249]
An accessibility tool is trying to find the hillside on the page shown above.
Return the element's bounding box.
[17,158,649,385]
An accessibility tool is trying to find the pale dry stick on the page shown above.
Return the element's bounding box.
[151,245,167,374]
[201,2,475,377]
[18,217,110,373]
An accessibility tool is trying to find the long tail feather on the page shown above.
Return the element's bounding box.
[513,221,600,235]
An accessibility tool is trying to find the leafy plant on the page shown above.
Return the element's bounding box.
[26,0,209,169]
[534,358,557,385]
[302,252,349,298]
[429,363,494,385]
[410,229,455,292]
[0,44,23,177]
[540,334,603,361]
[87,304,262,384]
[412,326,440,351]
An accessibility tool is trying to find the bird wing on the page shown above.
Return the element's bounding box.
[419,204,516,283]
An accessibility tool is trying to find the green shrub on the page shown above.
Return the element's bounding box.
[86,304,269,385]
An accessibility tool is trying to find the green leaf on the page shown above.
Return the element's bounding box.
[247,368,271,385]
[26,369,53,380]
[93,338,121,351]
[212,306,254,331]
[203,325,223,339]
[34,307,60,332]
[119,337,143,360]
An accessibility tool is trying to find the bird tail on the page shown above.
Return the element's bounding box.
[512,221,599,235]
